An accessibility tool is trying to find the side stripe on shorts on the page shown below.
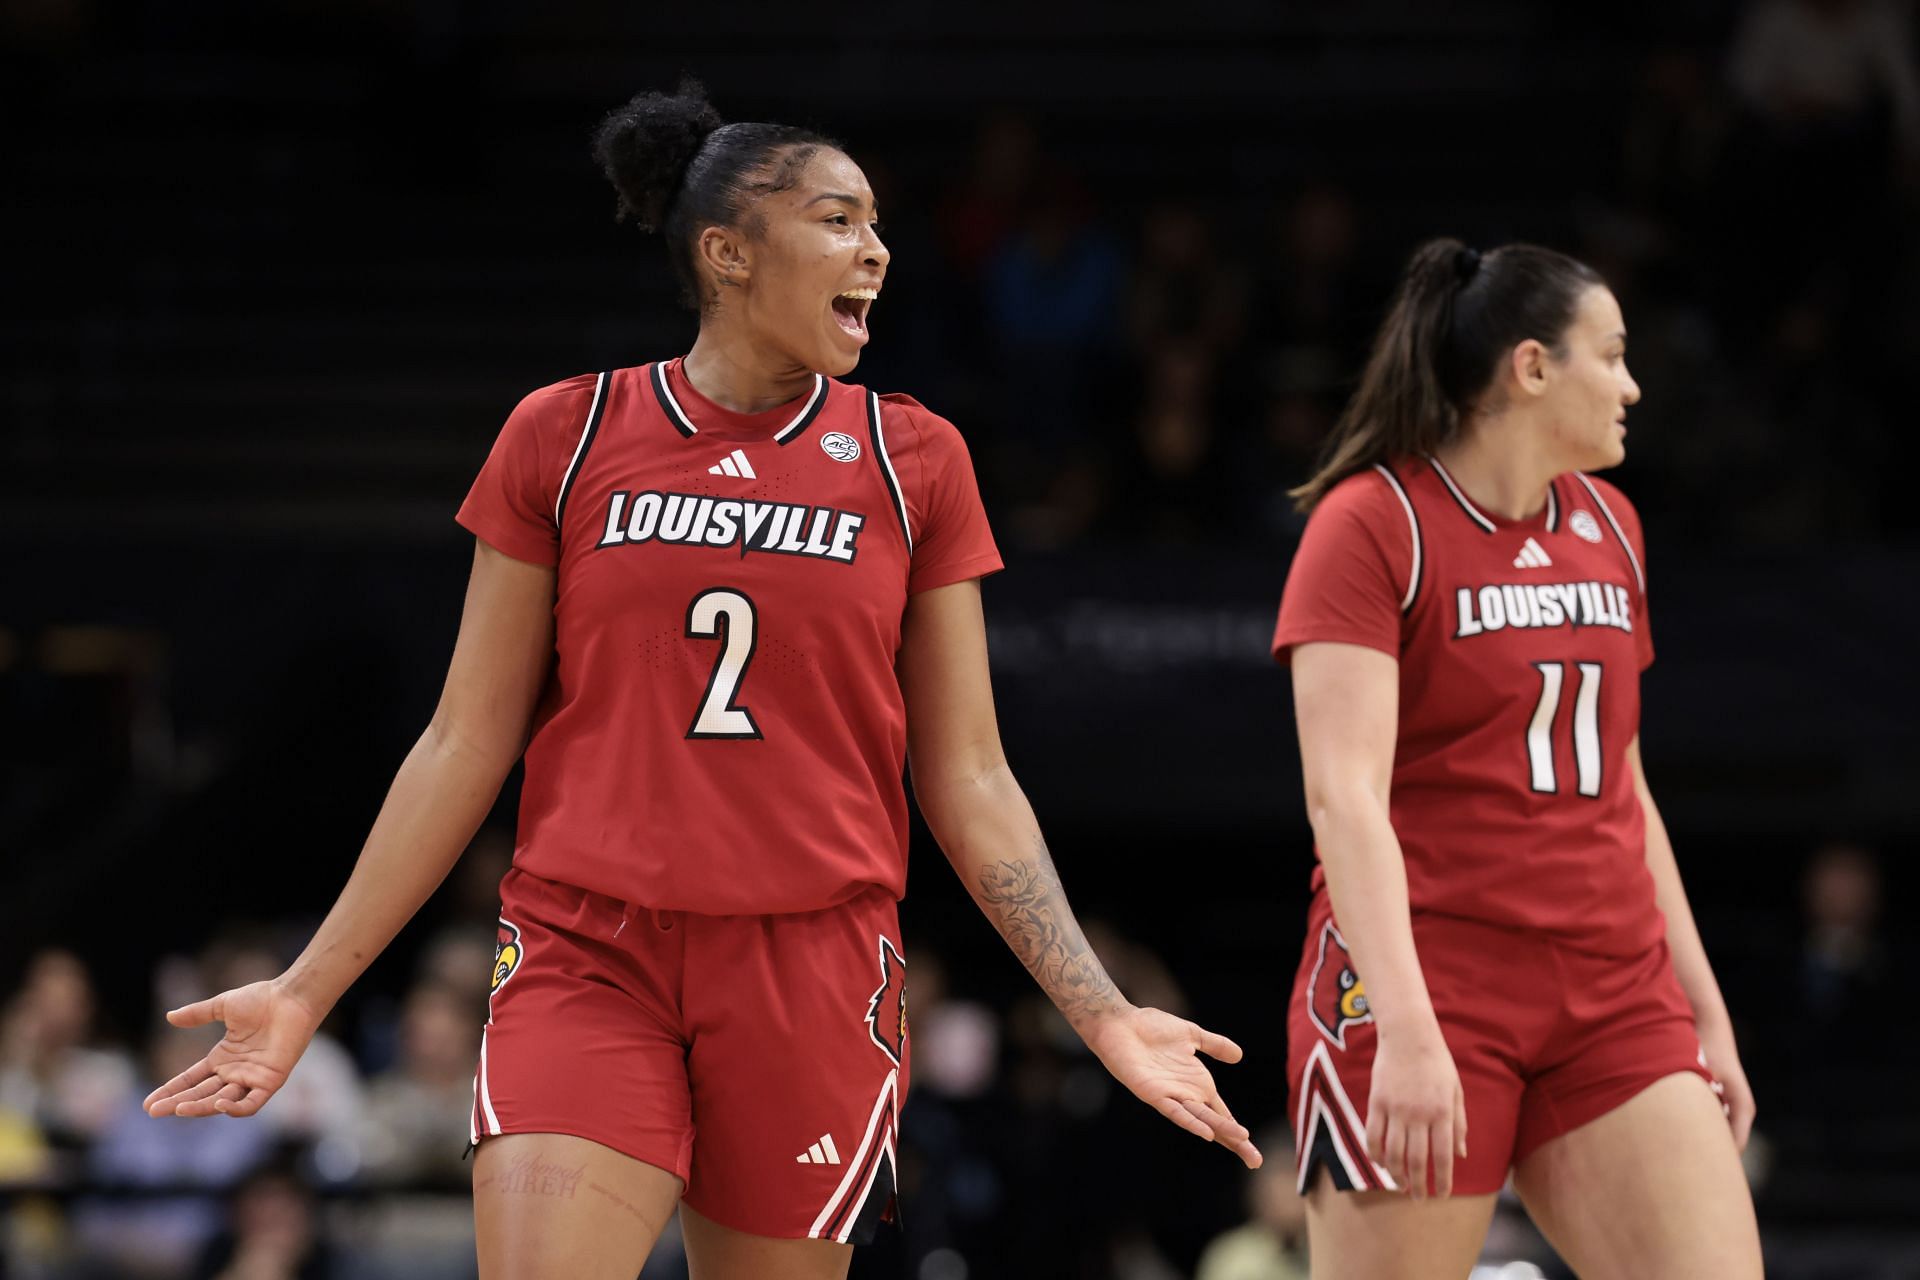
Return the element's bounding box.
[1295,1041,1397,1194]
[809,1067,900,1242]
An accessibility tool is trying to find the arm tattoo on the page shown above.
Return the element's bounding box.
[976,845,1122,1021]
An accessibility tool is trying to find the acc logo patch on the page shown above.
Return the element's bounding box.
[865,936,907,1066]
[1570,509,1603,544]
[492,919,523,995]
[1307,922,1372,1049]
[820,431,861,464]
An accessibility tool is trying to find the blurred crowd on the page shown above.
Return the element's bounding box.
[0,834,1903,1279]
[903,0,1920,553]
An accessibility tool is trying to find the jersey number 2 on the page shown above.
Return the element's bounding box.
[686,588,761,740]
[1527,661,1602,796]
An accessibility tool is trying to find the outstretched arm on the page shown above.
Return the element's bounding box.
[1629,736,1754,1151]
[145,540,555,1119]
[898,580,1260,1168]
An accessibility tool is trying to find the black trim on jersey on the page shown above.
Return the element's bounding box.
[867,392,913,556]
[554,371,612,529]
[1425,455,1497,535]
[774,376,830,445]
[650,361,698,438]
[1545,480,1560,533]
[1373,463,1423,615]
[683,587,763,741]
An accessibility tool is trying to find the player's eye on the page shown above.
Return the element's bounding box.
[869,220,884,235]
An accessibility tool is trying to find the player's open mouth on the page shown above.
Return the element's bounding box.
[832,288,876,343]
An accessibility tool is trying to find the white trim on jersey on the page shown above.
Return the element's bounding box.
[1426,455,1498,534]
[1372,464,1422,614]
[1545,482,1560,533]
[1572,473,1645,594]
[868,392,913,556]
[773,376,829,444]
[809,1067,898,1240]
[554,371,610,525]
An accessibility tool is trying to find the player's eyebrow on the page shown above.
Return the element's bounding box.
[806,192,872,211]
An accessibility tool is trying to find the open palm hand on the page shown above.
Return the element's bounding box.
[1080,1004,1262,1168]
[142,980,322,1119]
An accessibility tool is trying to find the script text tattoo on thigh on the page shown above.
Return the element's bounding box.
[492,1154,585,1199]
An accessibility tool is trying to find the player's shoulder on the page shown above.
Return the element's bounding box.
[508,371,603,427]
[1569,470,1643,532]
[1310,463,1414,530]
[871,389,960,441]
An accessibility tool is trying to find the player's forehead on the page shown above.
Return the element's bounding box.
[770,147,875,214]
[1568,285,1624,344]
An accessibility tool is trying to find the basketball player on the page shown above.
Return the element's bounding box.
[144,81,1258,1279]
[1273,240,1762,1277]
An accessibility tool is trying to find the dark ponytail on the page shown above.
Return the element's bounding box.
[1290,238,1604,511]
[591,77,841,311]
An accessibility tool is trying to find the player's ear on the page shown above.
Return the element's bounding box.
[695,224,751,291]
[1509,338,1551,399]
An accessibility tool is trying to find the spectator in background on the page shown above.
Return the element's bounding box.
[1728,0,1920,164]
[1196,1130,1309,1280]
[192,1162,334,1280]
[75,1023,278,1276]
[983,165,1127,547]
[1797,841,1887,1022]
[0,950,136,1148]
[356,981,481,1188]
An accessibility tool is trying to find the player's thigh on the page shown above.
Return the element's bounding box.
[474,1132,683,1280]
[1513,1071,1760,1280]
[1305,1175,1498,1280]
[681,1201,852,1280]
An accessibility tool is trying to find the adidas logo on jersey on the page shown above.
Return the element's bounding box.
[707,449,757,479]
[796,1135,842,1165]
[1513,537,1553,569]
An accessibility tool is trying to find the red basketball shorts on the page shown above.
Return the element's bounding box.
[1286,891,1712,1196]
[471,867,909,1243]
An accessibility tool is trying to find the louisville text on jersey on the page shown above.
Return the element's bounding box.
[595,491,867,564]
[1453,580,1634,638]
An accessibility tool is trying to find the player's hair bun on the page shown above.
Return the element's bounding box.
[592,77,726,232]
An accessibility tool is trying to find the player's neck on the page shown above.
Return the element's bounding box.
[682,329,818,415]
[1432,415,1562,522]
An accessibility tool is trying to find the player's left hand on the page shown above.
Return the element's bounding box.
[1699,1021,1756,1153]
[1078,1003,1262,1168]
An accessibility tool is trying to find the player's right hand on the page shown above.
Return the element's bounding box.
[142,979,322,1119]
[1364,1022,1467,1199]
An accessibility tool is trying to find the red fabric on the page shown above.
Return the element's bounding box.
[1274,460,1663,957]
[1286,890,1710,1196]
[456,362,1002,914]
[476,867,908,1241]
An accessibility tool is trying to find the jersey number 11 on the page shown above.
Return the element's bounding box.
[1527,661,1602,797]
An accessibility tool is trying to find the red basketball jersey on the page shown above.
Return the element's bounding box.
[1273,456,1663,956]
[458,359,1003,915]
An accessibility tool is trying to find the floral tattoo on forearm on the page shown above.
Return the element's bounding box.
[976,850,1122,1021]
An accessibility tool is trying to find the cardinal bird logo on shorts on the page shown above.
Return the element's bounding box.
[492,919,523,995]
[865,936,907,1066]
[1308,922,1372,1049]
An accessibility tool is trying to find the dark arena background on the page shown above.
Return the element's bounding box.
[4,2,1918,1277]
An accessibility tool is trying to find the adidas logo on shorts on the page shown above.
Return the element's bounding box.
[795,1134,842,1165]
